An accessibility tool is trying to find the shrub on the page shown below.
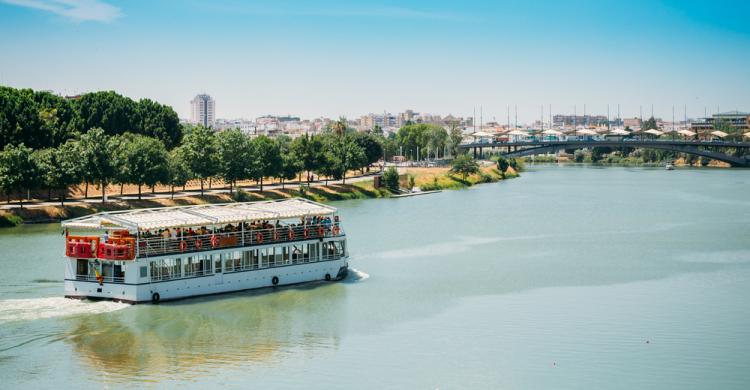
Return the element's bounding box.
[383,167,400,192]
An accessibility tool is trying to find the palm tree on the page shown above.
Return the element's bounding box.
[333,117,347,137]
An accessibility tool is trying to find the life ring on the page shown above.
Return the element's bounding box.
[195,239,203,250]
[273,229,280,241]
[303,228,310,239]
[152,292,160,303]
[272,276,279,285]
[287,229,294,240]
[332,226,340,235]
[210,234,219,248]
[317,226,325,237]
[255,232,264,244]
[179,241,187,252]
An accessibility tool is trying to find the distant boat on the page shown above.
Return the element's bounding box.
[665,163,674,170]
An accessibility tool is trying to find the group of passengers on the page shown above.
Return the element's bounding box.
[138,216,339,244]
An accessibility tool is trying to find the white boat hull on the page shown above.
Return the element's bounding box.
[65,257,348,304]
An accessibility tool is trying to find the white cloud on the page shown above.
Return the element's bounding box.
[2,0,122,22]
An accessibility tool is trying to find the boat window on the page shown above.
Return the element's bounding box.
[198,255,213,276]
[332,241,344,258]
[184,257,196,277]
[242,250,252,270]
[282,246,290,264]
[114,264,124,280]
[77,259,88,276]
[151,258,182,281]
[322,242,332,258]
[140,266,147,278]
[213,254,222,273]
[88,260,100,278]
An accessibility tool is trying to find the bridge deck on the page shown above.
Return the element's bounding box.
[458,140,750,167]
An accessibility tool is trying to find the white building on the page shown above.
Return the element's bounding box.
[190,94,216,127]
[213,118,256,135]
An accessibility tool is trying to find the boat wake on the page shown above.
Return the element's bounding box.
[0,297,129,324]
[348,268,370,282]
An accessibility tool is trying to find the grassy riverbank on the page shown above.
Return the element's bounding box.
[0,166,519,227]
[402,165,518,191]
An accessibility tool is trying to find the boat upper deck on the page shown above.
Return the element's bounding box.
[63,198,337,231]
[62,198,345,261]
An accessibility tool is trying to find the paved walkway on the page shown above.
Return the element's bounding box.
[0,172,381,210]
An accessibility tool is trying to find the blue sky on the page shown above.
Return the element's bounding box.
[1,0,748,122]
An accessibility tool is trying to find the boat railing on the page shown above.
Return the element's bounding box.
[75,274,125,283]
[137,223,343,259]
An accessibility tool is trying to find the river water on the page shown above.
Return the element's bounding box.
[1,165,749,389]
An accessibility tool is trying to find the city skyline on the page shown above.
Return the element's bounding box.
[0,0,748,122]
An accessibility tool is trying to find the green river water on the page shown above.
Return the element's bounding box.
[1,165,749,389]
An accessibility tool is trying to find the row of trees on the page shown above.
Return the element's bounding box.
[394,123,463,160]
[0,87,181,149]
[0,126,385,206]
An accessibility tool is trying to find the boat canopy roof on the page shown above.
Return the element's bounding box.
[62,198,337,231]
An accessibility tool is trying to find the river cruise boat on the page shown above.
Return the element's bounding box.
[61,198,349,304]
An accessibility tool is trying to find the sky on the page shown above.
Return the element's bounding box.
[1,0,749,123]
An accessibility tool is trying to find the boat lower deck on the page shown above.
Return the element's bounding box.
[65,257,348,304]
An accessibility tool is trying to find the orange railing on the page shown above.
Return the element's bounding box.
[65,236,100,259]
[97,237,136,261]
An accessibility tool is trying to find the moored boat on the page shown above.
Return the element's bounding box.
[61,198,349,304]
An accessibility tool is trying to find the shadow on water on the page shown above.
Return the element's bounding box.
[62,280,350,384]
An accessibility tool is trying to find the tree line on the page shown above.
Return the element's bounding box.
[0,86,470,207]
[0,125,386,207]
[1,86,182,150]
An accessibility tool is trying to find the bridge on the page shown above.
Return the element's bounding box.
[458,140,750,167]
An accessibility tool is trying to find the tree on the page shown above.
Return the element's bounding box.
[450,154,479,181]
[383,166,400,192]
[291,134,323,186]
[321,135,366,185]
[425,125,448,159]
[73,91,140,137]
[407,175,415,191]
[277,136,301,189]
[79,128,116,202]
[448,122,463,157]
[0,143,38,207]
[34,148,58,200]
[55,141,85,205]
[180,126,219,197]
[642,116,658,131]
[381,133,399,162]
[120,135,170,199]
[396,123,446,160]
[349,131,383,172]
[167,147,191,199]
[496,156,510,178]
[217,129,252,194]
[33,90,76,146]
[369,124,384,136]
[250,135,281,191]
[137,98,182,149]
[331,117,348,137]
[0,87,46,148]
